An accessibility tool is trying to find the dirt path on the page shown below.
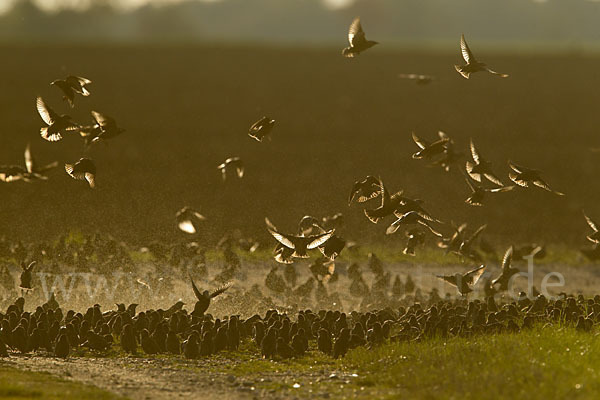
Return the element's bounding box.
[2,356,260,400]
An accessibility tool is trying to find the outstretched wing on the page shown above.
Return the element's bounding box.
[584,211,598,232]
[265,218,296,249]
[210,282,233,298]
[36,97,56,125]
[486,68,509,78]
[469,139,480,164]
[464,265,486,285]
[307,230,335,250]
[348,17,365,47]
[412,132,428,150]
[24,143,34,174]
[501,246,513,272]
[460,34,475,63]
[437,274,458,287]
[190,275,203,301]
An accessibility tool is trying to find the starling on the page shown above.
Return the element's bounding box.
[176,206,206,234]
[317,328,332,355]
[190,276,232,316]
[342,17,378,57]
[463,175,513,207]
[437,265,486,296]
[466,139,504,186]
[454,34,508,79]
[398,73,435,85]
[51,75,92,107]
[266,217,334,259]
[261,328,277,359]
[65,158,96,189]
[348,175,382,205]
[412,131,450,160]
[217,157,244,180]
[165,330,181,355]
[54,333,70,358]
[333,328,350,358]
[583,211,600,243]
[19,261,36,290]
[363,178,404,224]
[508,161,564,196]
[276,336,295,359]
[248,116,275,142]
[183,332,200,359]
[140,329,160,355]
[386,211,442,237]
[491,247,520,292]
[36,97,79,142]
[120,324,137,354]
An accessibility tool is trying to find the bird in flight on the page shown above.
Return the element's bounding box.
[437,265,486,296]
[412,131,450,160]
[36,97,79,142]
[466,139,505,186]
[491,247,520,292]
[342,17,378,58]
[463,175,514,207]
[265,217,334,259]
[51,75,92,108]
[455,34,508,79]
[65,158,96,188]
[398,74,435,85]
[0,143,57,183]
[176,206,206,234]
[218,157,244,181]
[348,175,382,205]
[508,161,564,196]
[583,211,600,244]
[248,117,275,142]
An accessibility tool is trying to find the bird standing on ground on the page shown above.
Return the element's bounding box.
[455,34,509,79]
[342,17,378,57]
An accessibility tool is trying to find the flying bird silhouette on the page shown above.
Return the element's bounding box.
[455,34,509,79]
[51,75,92,108]
[342,17,378,57]
[348,175,382,205]
[466,139,504,186]
[176,206,206,234]
[437,265,486,296]
[65,158,96,188]
[508,161,564,196]
[36,97,79,142]
[266,217,334,259]
[248,116,275,142]
[218,157,244,180]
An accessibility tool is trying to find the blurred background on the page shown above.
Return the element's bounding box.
[1,0,600,50]
[1,0,600,248]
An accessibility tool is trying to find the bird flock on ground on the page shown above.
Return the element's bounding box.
[1,17,599,362]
